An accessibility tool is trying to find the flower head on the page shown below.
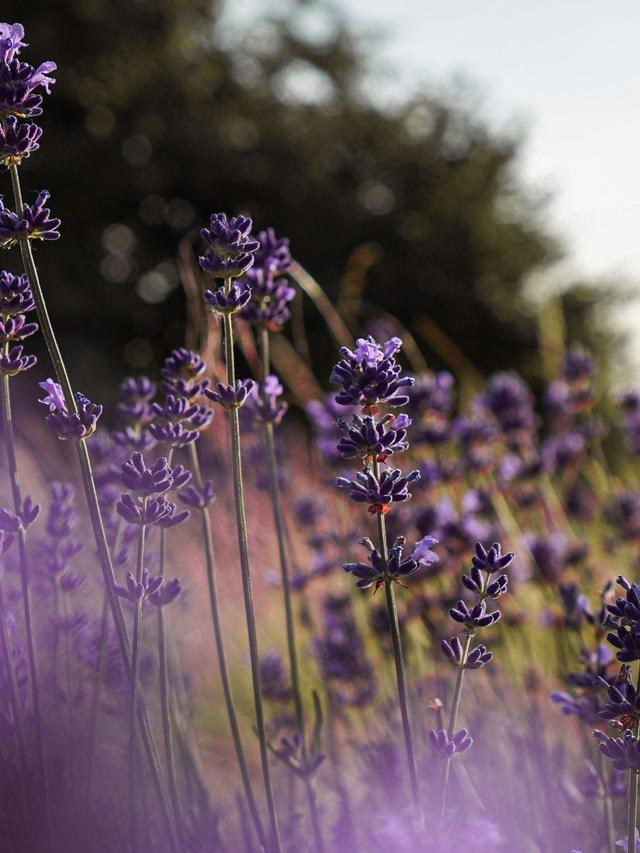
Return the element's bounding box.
[199,212,260,279]
[331,336,414,409]
[0,190,60,248]
[38,379,102,440]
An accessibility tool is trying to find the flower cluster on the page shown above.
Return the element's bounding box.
[114,567,181,608]
[343,534,438,592]
[243,375,288,427]
[199,212,260,280]
[116,452,189,528]
[430,542,513,761]
[605,576,640,663]
[331,336,414,410]
[112,376,157,452]
[0,189,60,248]
[240,228,295,331]
[0,269,37,376]
[38,377,102,440]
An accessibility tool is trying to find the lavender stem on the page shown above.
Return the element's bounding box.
[371,456,421,823]
[157,447,186,850]
[129,502,147,853]
[0,366,52,850]
[8,162,178,853]
[222,294,281,853]
[188,440,268,851]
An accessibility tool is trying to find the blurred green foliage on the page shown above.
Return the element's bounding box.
[2,0,624,403]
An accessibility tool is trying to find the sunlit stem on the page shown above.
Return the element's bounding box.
[259,327,324,853]
[187,440,268,850]
[221,283,281,853]
[371,457,421,822]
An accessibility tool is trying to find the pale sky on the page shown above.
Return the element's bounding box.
[223,0,640,355]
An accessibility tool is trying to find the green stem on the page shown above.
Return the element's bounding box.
[188,441,268,851]
[129,507,147,853]
[0,367,52,849]
[439,633,473,822]
[222,301,281,853]
[258,328,323,853]
[628,669,640,853]
[371,457,421,821]
[8,163,178,853]
[157,447,186,850]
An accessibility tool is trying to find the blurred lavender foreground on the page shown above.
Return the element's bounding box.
[3,17,640,853]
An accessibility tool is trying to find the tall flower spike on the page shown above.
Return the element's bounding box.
[331,335,414,409]
[199,212,260,279]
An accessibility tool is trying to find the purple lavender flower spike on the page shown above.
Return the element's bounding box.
[331,335,414,409]
[121,452,174,495]
[149,577,182,607]
[114,568,165,604]
[203,280,252,315]
[595,730,640,773]
[205,379,256,409]
[343,535,437,591]
[243,375,288,426]
[471,541,514,573]
[178,480,215,509]
[116,493,176,527]
[336,413,410,461]
[38,378,102,440]
[449,599,501,630]
[0,115,41,166]
[160,348,209,400]
[0,190,60,248]
[240,227,294,330]
[0,23,56,119]
[477,371,535,438]
[0,343,36,375]
[0,269,34,313]
[199,212,260,279]
[429,728,473,757]
[335,467,420,513]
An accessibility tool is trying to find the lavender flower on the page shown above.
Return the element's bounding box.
[240,228,294,330]
[429,728,473,757]
[178,480,215,509]
[38,378,102,440]
[336,413,411,461]
[0,190,61,247]
[606,576,640,662]
[0,23,56,119]
[121,452,174,495]
[259,650,292,702]
[595,730,640,773]
[336,467,420,513]
[159,348,209,400]
[243,375,288,426]
[477,371,535,439]
[199,212,260,279]
[114,568,179,606]
[205,379,256,409]
[0,115,41,166]
[343,535,438,591]
[203,280,252,315]
[116,494,177,527]
[331,336,414,409]
[440,637,493,669]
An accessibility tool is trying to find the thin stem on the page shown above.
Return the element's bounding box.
[188,441,268,851]
[596,748,616,853]
[222,299,281,853]
[8,163,178,853]
[371,457,421,821]
[438,633,473,822]
[129,508,147,853]
[0,573,29,816]
[0,367,52,849]
[157,447,186,850]
[259,328,323,853]
[628,668,640,853]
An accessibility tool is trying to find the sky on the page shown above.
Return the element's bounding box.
[223,0,640,342]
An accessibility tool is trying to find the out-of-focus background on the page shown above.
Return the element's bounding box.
[4,0,638,405]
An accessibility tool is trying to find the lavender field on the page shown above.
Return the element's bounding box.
[1,17,639,853]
